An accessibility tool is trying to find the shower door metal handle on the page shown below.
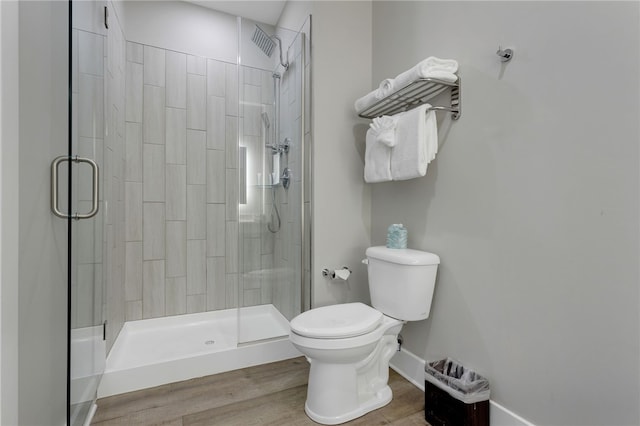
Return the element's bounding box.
[51,155,99,220]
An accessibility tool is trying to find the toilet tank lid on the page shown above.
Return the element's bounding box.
[366,246,440,265]
[290,303,383,339]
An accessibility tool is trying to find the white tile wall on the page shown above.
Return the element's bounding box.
[125,182,143,241]
[187,74,206,130]
[206,257,226,310]
[187,240,206,295]
[143,143,165,201]
[165,107,187,164]
[143,85,165,145]
[125,241,143,301]
[125,122,142,181]
[187,185,206,240]
[125,61,143,122]
[207,203,226,257]
[188,55,206,76]
[166,221,186,278]
[165,51,187,109]
[143,202,165,260]
[206,149,226,203]
[206,96,225,150]
[123,42,307,320]
[143,45,165,87]
[186,130,206,184]
[126,41,143,64]
[165,164,187,220]
[143,259,165,318]
[207,59,225,97]
[165,277,187,315]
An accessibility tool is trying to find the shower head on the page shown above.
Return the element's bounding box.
[251,25,289,69]
[251,25,276,58]
[261,112,270,129]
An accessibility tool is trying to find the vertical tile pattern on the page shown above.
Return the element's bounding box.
[186,130,206,184]
[125,62,143,123]
[143,46,165,87]
[165,165,186,221]
[187,74,206,130]
[187,240,206,295]
[143,85,165,145]
[143,202,165,260]
[125,122,142,181]
[123,44,309,321]
[166,221,186,278]
[166,107,186,164]
[143,260,165,318]
[187,185,206,240]
[165,50,187,108]
[143,144,165,202]
[165,277,187,316]
[207,96,225,150]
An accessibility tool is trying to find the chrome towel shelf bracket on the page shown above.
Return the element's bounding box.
[358,77,461,120]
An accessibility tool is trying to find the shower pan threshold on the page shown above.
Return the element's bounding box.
[97,304,300,398]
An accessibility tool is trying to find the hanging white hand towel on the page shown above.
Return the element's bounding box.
[391,104,437,181]
[364,117,397,183]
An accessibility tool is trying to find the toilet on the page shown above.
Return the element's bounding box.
[289,246,440,425]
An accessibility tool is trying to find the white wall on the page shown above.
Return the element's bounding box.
[17,2,69,424]
[123,1,237,63]
[123,0,279,72]
[278,1,373,308]
[371,2,639,425]
[0,1,19,423]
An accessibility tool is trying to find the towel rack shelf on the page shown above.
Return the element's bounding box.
[358,77,461,120]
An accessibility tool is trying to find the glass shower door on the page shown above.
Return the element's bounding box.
[68,1,106,424]
[237,17,308,344]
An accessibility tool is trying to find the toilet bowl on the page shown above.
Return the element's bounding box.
[290,303,404,425]
[289,246,440,425]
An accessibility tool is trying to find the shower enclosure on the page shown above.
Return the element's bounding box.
[68,2,311,425]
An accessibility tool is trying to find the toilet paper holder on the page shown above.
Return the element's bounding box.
[322,267,352,280]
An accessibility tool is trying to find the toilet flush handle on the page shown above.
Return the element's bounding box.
[361,259,369,265]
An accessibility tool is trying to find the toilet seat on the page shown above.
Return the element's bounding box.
[290,303,383,339]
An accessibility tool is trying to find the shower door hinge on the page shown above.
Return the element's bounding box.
[103,321,107,341]
[104,6,109,30]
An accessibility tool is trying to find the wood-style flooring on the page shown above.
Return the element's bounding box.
[92,356,429,426]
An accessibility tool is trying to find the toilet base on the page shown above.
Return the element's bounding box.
[304,385,392,425]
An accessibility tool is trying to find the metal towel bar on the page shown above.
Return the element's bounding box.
[358,77,461,120]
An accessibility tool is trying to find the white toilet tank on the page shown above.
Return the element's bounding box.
[365,246,440,321]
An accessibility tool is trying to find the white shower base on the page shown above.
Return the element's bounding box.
[98,304,300,398]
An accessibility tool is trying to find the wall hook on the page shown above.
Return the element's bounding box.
[496,46,514,62]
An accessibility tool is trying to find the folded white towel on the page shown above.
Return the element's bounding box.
[393,57,459,90]
[370,115,398,147]
[354,90,382,113]
[354,78,398,113]
[391,104,437,181]
[378,78,394,98]
[364,125,393,183]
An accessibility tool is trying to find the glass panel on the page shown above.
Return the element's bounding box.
[238,17,309,344]
[69,1,106,424]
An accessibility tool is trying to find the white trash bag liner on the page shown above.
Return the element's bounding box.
[425,358,490,404]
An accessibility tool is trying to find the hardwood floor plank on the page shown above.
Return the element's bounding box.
[182,384,313,426]
[93,357,429,426]
[93,358,309,424]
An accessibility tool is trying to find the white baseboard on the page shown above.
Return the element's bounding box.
[389,348,535,426]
